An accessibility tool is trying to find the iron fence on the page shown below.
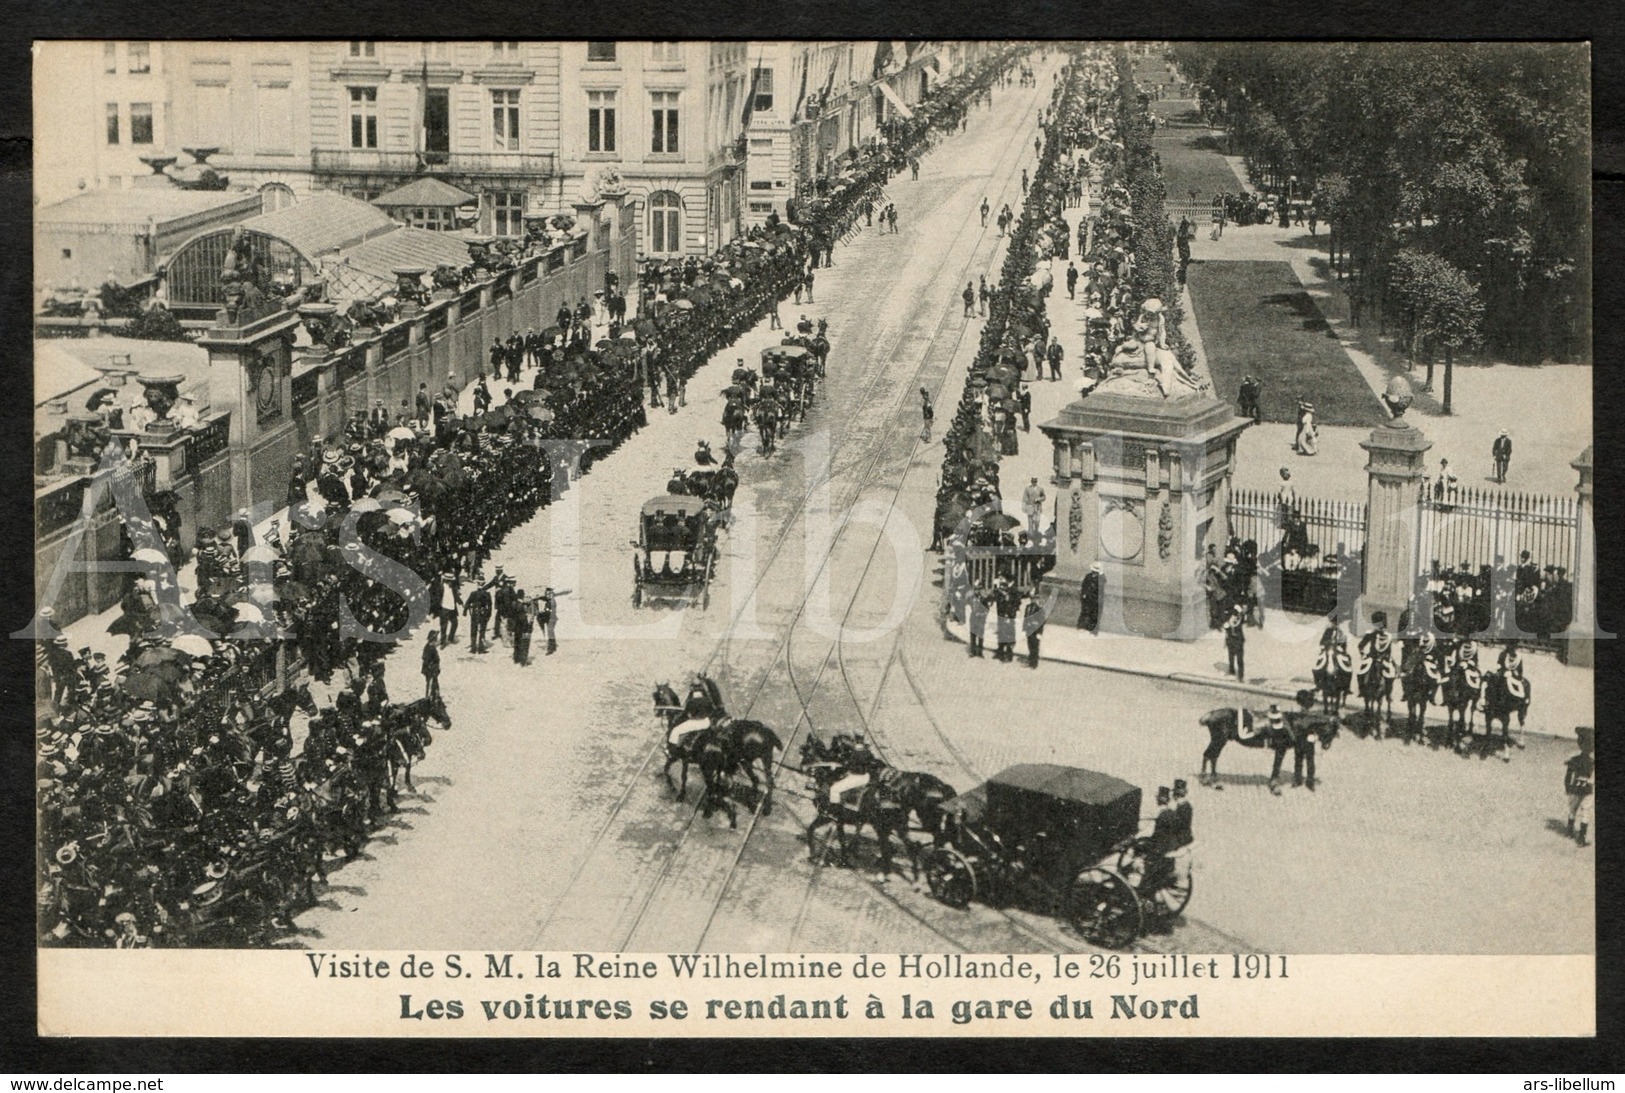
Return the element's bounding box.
[1416,481,1576,574]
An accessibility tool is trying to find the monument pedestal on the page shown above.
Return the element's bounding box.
[1039,389,1249,640]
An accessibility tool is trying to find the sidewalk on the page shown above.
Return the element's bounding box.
[941,609,1592,738]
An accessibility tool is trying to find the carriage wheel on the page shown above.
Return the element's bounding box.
[923,847,977,909]
[1156,865,1194,918]
[632,585,643,609]
[1066,867,1142,949]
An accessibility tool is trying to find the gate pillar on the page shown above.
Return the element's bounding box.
[1561,445,1595,667]
[1359,410,1431,632]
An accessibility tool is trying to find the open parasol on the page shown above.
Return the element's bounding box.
[387,426,417,443]
[526,405,555,423]
[131,547,168,565]
[241,544,278,564]
[349,496,383,513]
[169,633,215,659]
[980,511,1022,532]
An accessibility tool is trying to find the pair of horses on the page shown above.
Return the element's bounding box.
[797,734,957,882]
[652,683,781,827]
[1198,691,1339,793]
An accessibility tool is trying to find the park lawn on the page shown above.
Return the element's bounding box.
[1149,103,1244,205]
[1186,260,1386,429]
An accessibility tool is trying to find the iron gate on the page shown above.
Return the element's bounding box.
[1228,488,1367,617]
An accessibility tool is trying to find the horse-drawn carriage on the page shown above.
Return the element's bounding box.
[761,343,817,421]
[922,764,1191,949]
[633,494,718,609]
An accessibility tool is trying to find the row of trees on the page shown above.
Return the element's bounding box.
[1171,43,1589,385]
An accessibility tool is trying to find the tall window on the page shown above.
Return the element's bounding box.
[491,89,520,151]
[491,41,520,59]
[127,42,151,74]
[489,191,525,236]
[195,83,232,146]
[349,41,375,58]
[348,86,378,149]
[648,190,682,254]
[103,43,117,74]
[587,90,617,153]
[130,102,154,145]
[105,103,120,145]
[587,42,617,63]
[649,41,681,64]
[752,67,774,112]
[257,83,293,152]
[650,91,679,154]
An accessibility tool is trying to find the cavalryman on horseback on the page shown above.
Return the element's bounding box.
[668,674,725,752]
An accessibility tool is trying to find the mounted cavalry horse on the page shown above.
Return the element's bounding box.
[1354,627,1397,737]
[802,733,958,845]
[383,694,452,796]
[1198,691,1337,793]
[1398,638,1443,744]
[1479,665,1532,758]
[798,736,916,881]
[1312,634,1353,720]
[1439,644,1483,754]
[653,677,782,817]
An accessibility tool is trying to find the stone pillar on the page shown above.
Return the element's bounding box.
[196,311,302,519]
[1359,414,1432,631]
[1561,445,1595,667]
[1039,391,1249,639]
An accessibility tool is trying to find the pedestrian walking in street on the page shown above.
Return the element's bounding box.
[1022,587,1046,669]
[978,277,991,317]
[1047,336,1064,380]
[887,205,898,234]
[919,387,934,442]
[804,267,815,304]
[542,587,560,655]
[910,157,920,181]
[422,633,441,700]
[1017,386,1032,431]
[1223,603,1247,680]
[1492,430,1513,483]
[769,301,782,330]
[1021,168,1029,195]
[1021,477,1046,536]
[793,279,803,305]
[980,196,990,228]
[963,282,977,318]
[1078,562,1103,633]
[1066,262,1079,299]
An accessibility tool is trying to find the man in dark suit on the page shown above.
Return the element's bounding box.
[464,581,492,653]
[1492,430,1512,483]
[1078,563,1103,633]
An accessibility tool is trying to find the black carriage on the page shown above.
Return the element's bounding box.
[633,494,717,609]
[761,344,815,420]
[923,764,1192,948]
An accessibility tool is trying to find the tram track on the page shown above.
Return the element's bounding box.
[608,65,1056,955]
[525,64,1048,953]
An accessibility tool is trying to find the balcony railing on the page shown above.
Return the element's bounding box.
[313,149,556,178]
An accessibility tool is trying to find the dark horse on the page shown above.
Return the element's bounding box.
[716,717,782,815]
[1355,650,1395,738]
[1440,660,1481,754]
[1398,643,1439,744]
[1312,645,1353,720]
[803,734,956,843]
[385,694,451,794]
[1479,669,1531,760]
[654,682,703,800]
[798,738,915,881]
[1198,691,1336,794]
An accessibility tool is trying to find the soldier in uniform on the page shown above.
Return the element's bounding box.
[967,586,990,658]
[1223,604,1247,680]
[1564,726,1593,846]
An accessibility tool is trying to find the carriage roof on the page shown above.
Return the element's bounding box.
[762,344,812,361]
[961,765,1142,855]
[641,494,709,518]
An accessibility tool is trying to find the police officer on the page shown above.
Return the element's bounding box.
[1022,587,1046,669]
[967,587,990,658]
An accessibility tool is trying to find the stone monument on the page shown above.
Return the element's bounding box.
[1038,300,1250,638]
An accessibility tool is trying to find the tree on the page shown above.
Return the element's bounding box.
[128,304,189,343]
[1389,248,1483,413]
